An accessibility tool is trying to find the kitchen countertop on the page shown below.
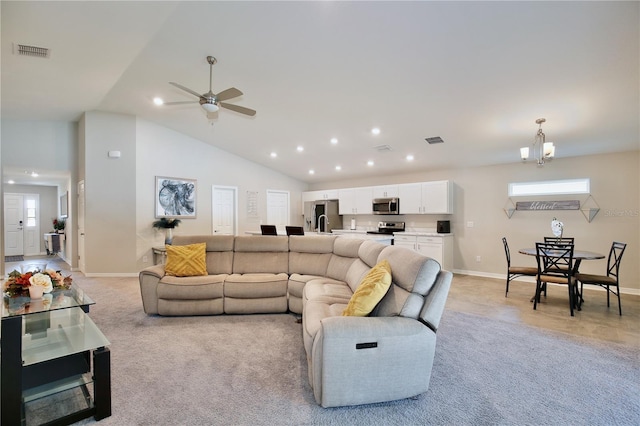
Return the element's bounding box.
[332,229,453,237]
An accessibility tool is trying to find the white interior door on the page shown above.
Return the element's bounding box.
[266,190,290,227]
[4,194,24,256]
[23,194,40,256]
[212,186,237,235]
[77,180,86,273]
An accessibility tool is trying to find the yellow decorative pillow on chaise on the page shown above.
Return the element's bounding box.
[164,243,207,277]
[342,260,392,316]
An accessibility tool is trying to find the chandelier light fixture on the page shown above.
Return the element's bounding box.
[520,118,555,166]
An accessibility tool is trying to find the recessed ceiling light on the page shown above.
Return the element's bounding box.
[371,128,381,135]
[309,169,315,175]
[8,180,15,184]
[335,165,342,171]
[406,154,414,161]
[153,97,164,106]
[31,172,38,177]
[270,152,277,158]
[367,160,374,166]
[330,138,338,145]
[296,146,304,152]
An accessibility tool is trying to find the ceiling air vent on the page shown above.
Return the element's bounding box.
[373,144,393,152]
[425,136,444,144]
[15,43,50,58]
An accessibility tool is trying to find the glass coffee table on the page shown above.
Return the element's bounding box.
[1,284,111,425]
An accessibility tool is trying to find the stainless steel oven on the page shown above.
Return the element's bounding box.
[372,198,400,215]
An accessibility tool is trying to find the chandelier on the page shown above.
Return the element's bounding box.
[520,118,555,166]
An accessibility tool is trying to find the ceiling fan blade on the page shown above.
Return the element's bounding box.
[169,82,203,99]
[219,102,256,117]
[216,87,243,102]
[163,101,199,106]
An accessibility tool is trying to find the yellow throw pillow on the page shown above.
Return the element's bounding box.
[164,243,207,277]
[342,260,392,316]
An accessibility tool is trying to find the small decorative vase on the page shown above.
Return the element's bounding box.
[29,286,44,299]
[165,228,173,245]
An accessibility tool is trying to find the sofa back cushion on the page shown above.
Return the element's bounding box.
[233,236,289,274]
[288,235,336,276]
[171,235,234,274]
[325,238,364,282]
[371,245,441,319]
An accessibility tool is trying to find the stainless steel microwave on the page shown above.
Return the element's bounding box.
[372,198,400,215]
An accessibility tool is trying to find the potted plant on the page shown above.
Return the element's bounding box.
[53,218,66,234]
[152,218,181,244]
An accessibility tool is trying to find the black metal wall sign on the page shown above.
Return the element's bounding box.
[515,200,580,211]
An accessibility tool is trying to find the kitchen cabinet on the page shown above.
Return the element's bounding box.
[372,185,399,199]
[302,189,339,202]
[393,234,453,271]
[338,187,373,215]
[398,180,453,214]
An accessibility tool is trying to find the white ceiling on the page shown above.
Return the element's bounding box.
[2,1,638,185]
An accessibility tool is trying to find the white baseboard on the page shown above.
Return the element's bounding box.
[83,273,139,278]
[453,269,640,296]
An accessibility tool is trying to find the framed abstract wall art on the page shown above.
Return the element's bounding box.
[155,176,197,218]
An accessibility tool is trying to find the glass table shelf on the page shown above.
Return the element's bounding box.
[22,307,111,366]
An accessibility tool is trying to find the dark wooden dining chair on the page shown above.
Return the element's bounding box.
[260,225,278,236]
[534,242,578,316]
[502,237,538,297]
[575,241,626,315]
[285,226,305,236]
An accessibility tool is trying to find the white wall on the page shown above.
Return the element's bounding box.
[311,151,640,293]
[82,111,138,274]
[135,119,308,270]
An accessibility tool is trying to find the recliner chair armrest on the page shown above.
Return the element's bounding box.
[139,264,167,314]
[419,270,453,332]
[311,316,436,407]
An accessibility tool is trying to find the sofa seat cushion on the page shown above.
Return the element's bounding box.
[224,273,288,298]
[158,274,226,300]
[288,274,324,298]
[303,278,353,305]
[302,299,348,355]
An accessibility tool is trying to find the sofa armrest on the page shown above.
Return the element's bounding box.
[311,316,436,407]
[139,264,167,314]
[419,269,452,332]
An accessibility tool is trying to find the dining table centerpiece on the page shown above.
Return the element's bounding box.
[3,269,73,298]
[551,217,564,238]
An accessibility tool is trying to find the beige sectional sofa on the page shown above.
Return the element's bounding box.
[139,234,452,407]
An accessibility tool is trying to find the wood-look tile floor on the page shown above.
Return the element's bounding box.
[448,274,640,347]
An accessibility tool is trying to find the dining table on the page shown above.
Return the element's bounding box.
[518,247,605,307]
[518,247,605,275]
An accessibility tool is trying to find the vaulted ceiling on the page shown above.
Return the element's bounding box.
[2,1,638,185]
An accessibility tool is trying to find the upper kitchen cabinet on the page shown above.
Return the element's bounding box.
[338,187,373,215]
[398,180,453,214]
[302,189,339,202]
[372,185,399,199]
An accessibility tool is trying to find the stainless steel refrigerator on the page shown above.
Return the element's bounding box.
[303,200,343,233]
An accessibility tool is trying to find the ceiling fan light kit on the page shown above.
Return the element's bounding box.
[161,55,255,118]
[521,118,555,166]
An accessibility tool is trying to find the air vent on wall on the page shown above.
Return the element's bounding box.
[14,43,50,58]
[425,136,444,144]
[373,144,393,152]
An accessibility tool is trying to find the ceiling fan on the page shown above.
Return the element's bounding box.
[162,56,256,119]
